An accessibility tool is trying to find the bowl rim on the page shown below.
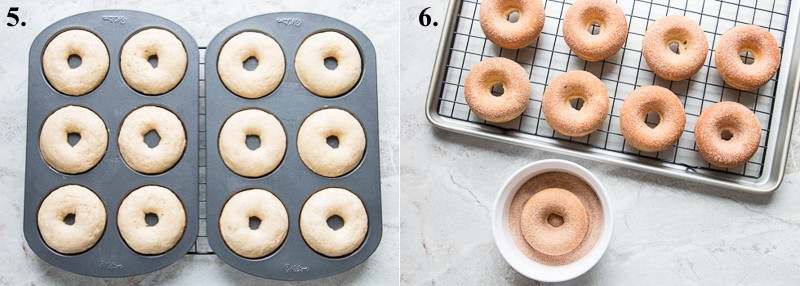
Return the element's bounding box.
[491,159,613,282]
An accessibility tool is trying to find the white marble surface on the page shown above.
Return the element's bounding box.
[400,0,800,284]
[0,0,398,284]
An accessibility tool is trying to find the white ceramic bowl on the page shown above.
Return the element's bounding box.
[492,159,613,282]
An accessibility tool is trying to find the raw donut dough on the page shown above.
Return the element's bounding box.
[220,189,289,258]
[121,28,187,95]
[42,29,109,95]
[297,108,366,177]
[219,109,286,177]
[117,185,186,255]
[38,185,106,254]
[118,106,186,174]
[218,32,285,98]
[39,105,108,174]
[295,31,362,97]
[300,188,368,257]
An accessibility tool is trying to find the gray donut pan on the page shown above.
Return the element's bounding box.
[204,13,382,281]
[24,10,199,277]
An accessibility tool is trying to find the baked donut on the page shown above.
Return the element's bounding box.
[121,28,187,95]
[520,188,589,256]
[694,101,761,168]
[480,0,545,49]
[220,189,289,259]
[300,188,368,257]
[218,32,285,99]
[464,57,531,123]
[642,15,708,81]
[37,185,106,254]
[563,0,628,61]
[620,86,686,152]
[715,25,781,90]
[219,109,286,177]
[119,106,186,174]
[542,70,609,136]
[297,108,366,177]
[39,105,108,174]
[118,185,186,255]
[42,29,109,96]
[295,31,361,97]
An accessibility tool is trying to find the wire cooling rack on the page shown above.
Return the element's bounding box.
[426,0,800,192]
[189,47,213,255]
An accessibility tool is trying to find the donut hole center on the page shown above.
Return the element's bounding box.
[739,50,755,65]
[243,56,259,71]
[327,215,345,230]
[324,57,338,70]
[569,97,585,111]
[506,11,520,23]
[147,55,158,69]
[67,54,82,69]
[249,216,261,230]
[588,22,601,35]
[547,213,564,227]
[669,41,685,55]
[245,135,261,150]
[63,213,76,225]
[143,130,161,149]
[326,135,340,149]
[721,129,734,141]
[490,83,505,97]
[145,212,158,227]
[645,110,662,129]
[67,132,81,147]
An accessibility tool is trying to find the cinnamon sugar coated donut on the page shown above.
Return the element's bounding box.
[715,25,781,90]
[520,188,589,256]
[563,0,628,61]
[620,86,686,152]
[694,102,761,168]
[642,15,708,81]
[509,172,604,266]
[542,70,609,137]
[480,0,545,49]
[465,57,531,123]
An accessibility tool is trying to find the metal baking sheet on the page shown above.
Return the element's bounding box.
[24,10,199,277]
[426,0,800,193]
[204,12,382,280]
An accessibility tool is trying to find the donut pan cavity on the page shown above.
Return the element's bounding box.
[24,10,199,277]
[203,13,382,280]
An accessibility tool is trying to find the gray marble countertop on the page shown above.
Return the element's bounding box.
[400,0,800,284]
[0,0,398,284]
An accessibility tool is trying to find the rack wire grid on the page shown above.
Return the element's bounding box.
[189,46,214,255]
[435,0,792,182]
